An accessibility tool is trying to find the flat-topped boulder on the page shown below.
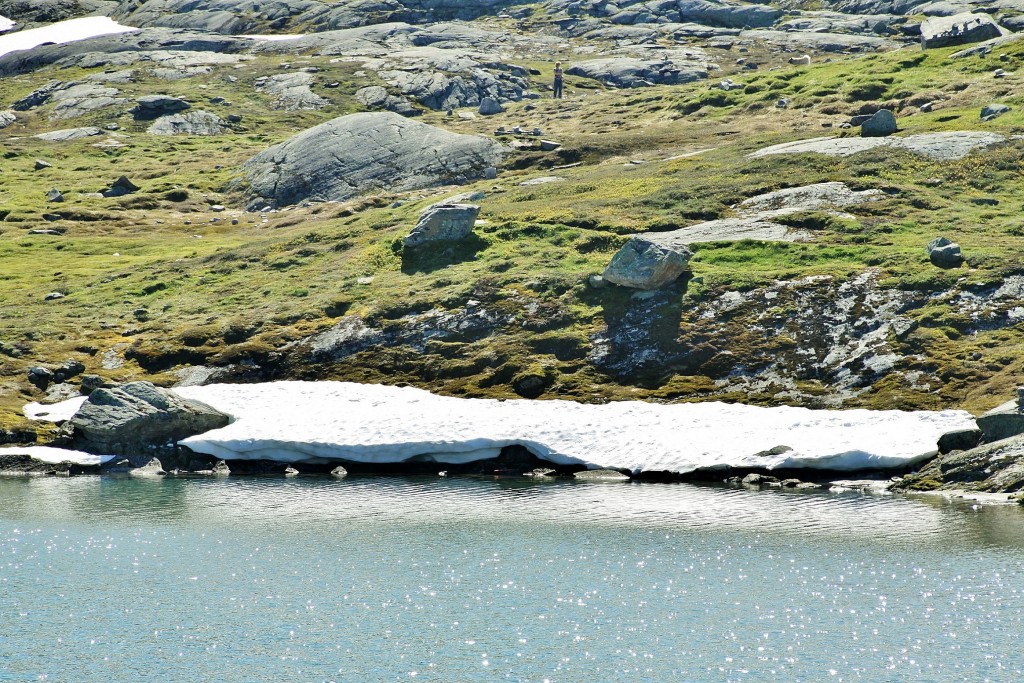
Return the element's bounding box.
[131,94,191,120]
[403,203,480,248]
[242,111,504,208]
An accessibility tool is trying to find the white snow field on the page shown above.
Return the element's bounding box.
[0,17,138,58]
[168,381,978,474]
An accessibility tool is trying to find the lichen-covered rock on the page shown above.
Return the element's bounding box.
[242,112,504,208]
[69,381,230,456]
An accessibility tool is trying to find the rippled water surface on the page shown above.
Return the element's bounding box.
[2,476,1023,682]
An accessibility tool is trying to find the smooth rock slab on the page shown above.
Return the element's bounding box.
[749,132,1005,161]
[34,126,103,142]
[242,111,504,208]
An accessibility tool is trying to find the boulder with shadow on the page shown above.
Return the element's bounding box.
[927,236,963,268]
[602,236,693,290]
[403,203,480,248]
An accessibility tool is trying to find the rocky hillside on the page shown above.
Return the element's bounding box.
[2,0,1024,443]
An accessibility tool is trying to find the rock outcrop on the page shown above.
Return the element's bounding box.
[146,110,225,135]
[242,111,504,208]
[566,58,707,88]
[920,12,1001,49]
[68,381,230,456]
[898,433,1024,493]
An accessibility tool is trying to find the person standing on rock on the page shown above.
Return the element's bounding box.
[553,62,564,99]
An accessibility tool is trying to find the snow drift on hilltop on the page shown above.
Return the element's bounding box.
[0,17,137,58]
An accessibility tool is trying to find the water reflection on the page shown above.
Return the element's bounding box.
[2,476,1023,549]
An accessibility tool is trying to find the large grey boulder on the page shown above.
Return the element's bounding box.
[0,110,14,128]
[861,109,896,137]
[147,110,225,135]
[603,237,693,290]
[403,203,480,248]
[69,381,230,456]
[242,111,504,208]
[478,96,503,115]
[920,12,1001,49]
[927,236,963,268]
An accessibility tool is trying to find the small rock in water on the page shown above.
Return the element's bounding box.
[284,466,299,477]
[129,458,166,477]
[330,465,348,479]
[526,468,557,478]
[574,469,630,481]
[741,473,779,486]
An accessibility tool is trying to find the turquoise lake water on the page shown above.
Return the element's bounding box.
[1,476,1022,682]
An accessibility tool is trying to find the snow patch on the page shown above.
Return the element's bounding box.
[157,381,980,474]
[0,17,138,58]
[24,396,87,422]
[0,446,113,466]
